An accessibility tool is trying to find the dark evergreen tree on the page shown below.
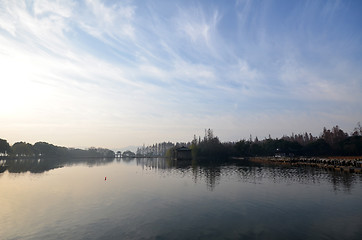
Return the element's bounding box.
[0,138,11,155]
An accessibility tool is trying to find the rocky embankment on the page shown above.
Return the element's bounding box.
[248,156,362,174]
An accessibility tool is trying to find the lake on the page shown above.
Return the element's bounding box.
[1,157,361,240]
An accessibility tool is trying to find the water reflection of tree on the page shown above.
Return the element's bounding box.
[328,171,359,193]
[134,158,361,192]
[8,157,358,192]
[169,159,222,191]
[138,158,361,192]
[1,157,115,174]
[136,158,168,170]
[133,158,222,190]
[235,161,360,193]
[202,166,221,191]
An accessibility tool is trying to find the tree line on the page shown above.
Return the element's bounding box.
[136,142,175,157]
[190,124,362,160]
[158,124,362,161]
[1,123,361,160]
[0,140,115,158]
[101,124,362,161]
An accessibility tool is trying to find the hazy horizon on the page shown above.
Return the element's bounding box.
[1,0,361,149]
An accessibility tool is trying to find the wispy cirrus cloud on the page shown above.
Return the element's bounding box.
[279,58,362,103]
[76,0,136,41]
[175,5,220,47]
[0,0,361,147]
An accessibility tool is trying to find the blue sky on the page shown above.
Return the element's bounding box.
[0,0,361,149]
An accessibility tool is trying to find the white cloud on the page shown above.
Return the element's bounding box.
[235,0,253,28]
[172,60,216,85]
[0,0,21,36]
[33,0,73,18]
[78,0,135,40]
[234,59,260,83]
[0,0,361,148]
[175,5,220,49]
[279,58,361,102]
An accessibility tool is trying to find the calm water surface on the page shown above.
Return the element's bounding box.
[1,158,361,240]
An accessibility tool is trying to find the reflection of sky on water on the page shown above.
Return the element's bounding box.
[1,158,361,239]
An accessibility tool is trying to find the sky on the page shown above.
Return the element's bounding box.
[0,0,361,149]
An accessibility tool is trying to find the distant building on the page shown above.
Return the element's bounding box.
[274,153,286,158]
[275,148,286,158]
[0,151,8,157]
[115,151,122,158]
[173,146,192,160]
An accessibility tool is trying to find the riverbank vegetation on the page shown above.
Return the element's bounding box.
[138,124,362,160]
[0,140,114,159]
[1,123,361,161]
[231,124,362,158]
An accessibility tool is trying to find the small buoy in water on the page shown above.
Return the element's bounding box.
[105,176,107,181]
